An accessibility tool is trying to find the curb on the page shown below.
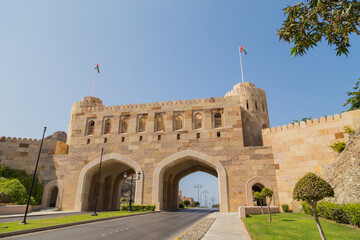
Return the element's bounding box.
[0,212,83,220]
[0,211,160,238]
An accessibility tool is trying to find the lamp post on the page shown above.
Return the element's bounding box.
[203,190,209,208]
[91,148,104,216]
[20,127,46,225]
[194,184,202,204]
[124,171,141,212]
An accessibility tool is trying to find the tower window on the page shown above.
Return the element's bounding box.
[196,133,200,139]
[174,114,183,130]
[217,132,221,138]
[104,119,111,134]
[214,113,222,128]
[255,101,258,110]
[104,138,108,143]
[177,134,180,140]
[158,135,161,140]
[262,102,265,112]
[87,120,95,136]
[139,136,143,142]
[121,137,125,142]
[87,139,90,144]
[194,113,202,129]
[246,100,249,110]
[120,117,129,133]
[156,114,165,132]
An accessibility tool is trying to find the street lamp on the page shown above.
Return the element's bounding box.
[194,184,202,204]
[124,171,141,212]
[203,190,209,208]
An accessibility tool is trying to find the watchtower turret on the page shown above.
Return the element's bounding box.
[225,82,269,146]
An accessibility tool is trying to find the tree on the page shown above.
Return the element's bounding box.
[120,197,127,205]
[277,0,360,57]
[293,172,334,240]
[261,187,274,221]
[194,201,200,207]
[183,200,190,206]
[344,78,360,111]
[253,192,265,215]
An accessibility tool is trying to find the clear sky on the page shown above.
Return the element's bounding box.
[1,1,359,203]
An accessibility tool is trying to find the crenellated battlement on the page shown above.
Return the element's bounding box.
[262,113,344,135]
[225,82,266,97]
[0,136,58,144]
[81,96,226,113]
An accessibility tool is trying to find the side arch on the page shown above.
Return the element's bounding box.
[245,176,275,206]
[152,149,229,212]
[41,180,64,209]
[74,153,144,211]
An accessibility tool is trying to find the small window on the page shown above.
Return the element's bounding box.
[177,134,180,140]
[121,137,125,142]
[87,120,95,135]
[121,117,129,133]
[246,100,249,110]
[194,113,202,129]
[139,136,143,142]
[217,132,220,138]
[104,119,111,134]
[158,135,161,140]
[255,101,258,110]
[87,139,90,144]
[214,113,222,128]
[196,133,200,139]
[156,115,165,132]
[262,102,265,112]
[104,138,107,143]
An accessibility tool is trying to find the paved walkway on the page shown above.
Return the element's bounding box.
[202,212,251,240]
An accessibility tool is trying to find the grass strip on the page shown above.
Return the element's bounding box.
[0,211,152,234]
[242,213,360,240]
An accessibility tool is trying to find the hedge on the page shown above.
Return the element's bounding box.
[120,204,156,211]
[0,166,43,204]
[302,201,360,227]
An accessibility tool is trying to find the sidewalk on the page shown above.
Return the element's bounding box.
[0,209,79,219]
[202,212,251,240]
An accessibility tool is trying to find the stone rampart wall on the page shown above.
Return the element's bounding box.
[262,110,360,209]
[0,136,59,183]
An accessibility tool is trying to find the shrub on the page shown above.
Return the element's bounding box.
[301,202,313,215]
[344,203,360,227]
[317,201,349,224]
[212,204,219,208]
[183,200,190,206]
[281,204,289,212]
[179,203,184,208]
[120,204,156,211]
[194,201,200,207]
[0,178,35,205]
[343,125,355,135]
[330,141,346,153]
[0,166,43,204]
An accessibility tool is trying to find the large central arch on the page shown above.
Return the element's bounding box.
[152,150,229,212]
[74,153,144,211]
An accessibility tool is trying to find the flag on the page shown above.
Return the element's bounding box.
[95,63,100,73]
[239,46,247,55]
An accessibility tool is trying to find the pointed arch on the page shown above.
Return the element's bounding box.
[152,149,229,212]
[74,153,144,211]
[245,176,275,206]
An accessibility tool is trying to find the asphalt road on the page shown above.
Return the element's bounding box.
[3,208,216,240]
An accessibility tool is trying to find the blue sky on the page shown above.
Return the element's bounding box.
[1,1,359,203]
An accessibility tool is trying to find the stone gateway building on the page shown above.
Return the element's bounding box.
[1,82,359,212]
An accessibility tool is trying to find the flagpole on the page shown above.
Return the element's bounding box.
[92,68,96,97]
[239,49,244,83]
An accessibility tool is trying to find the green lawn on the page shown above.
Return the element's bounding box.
[242,213,360,240]
[0,211,152,234]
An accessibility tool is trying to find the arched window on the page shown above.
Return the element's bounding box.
[246,100,249,110]
[156,115,165,132]
[214,113,222,128]
[175,114,183,130]
[104,119,111,134]
[262,123,268,129]
[121,117,129,133]
[194,113,202,129]
[255,101,258,110]
[87,120,95,135]
[139,117,146,132]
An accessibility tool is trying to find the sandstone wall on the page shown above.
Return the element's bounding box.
[0,137,58,184]
[262,110,360,209]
